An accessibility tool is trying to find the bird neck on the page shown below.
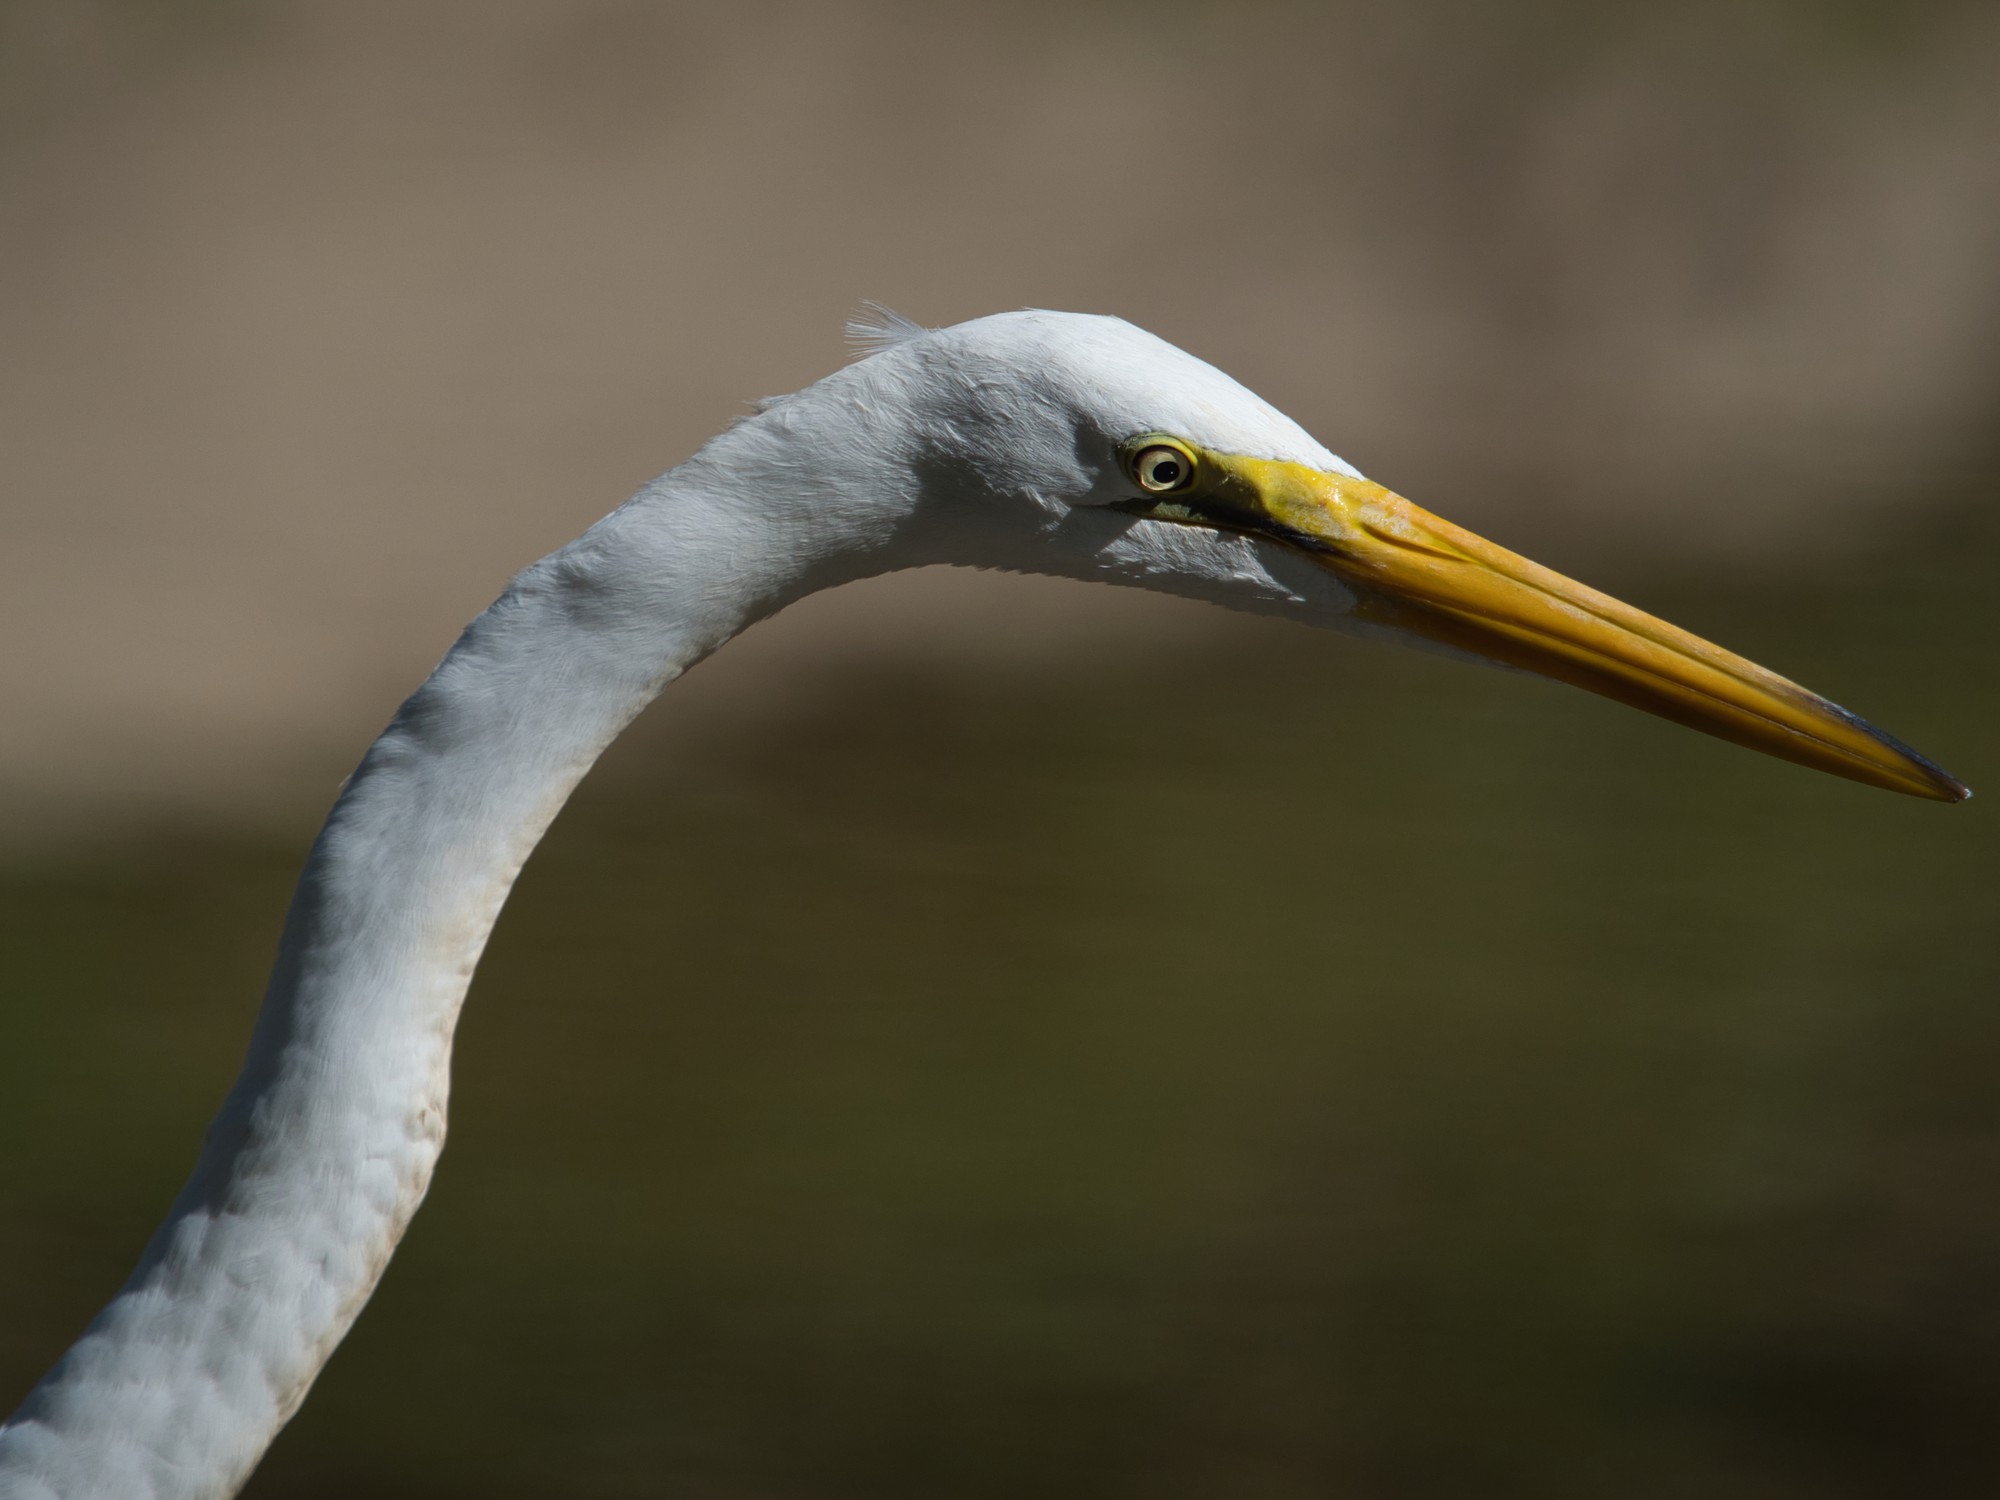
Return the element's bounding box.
[0,454,892,1499]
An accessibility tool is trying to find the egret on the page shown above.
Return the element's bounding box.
[0,309,1967,1499]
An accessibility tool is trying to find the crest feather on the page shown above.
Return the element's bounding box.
[844,302,929,359]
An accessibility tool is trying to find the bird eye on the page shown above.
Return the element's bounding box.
[1131,441,1196,494]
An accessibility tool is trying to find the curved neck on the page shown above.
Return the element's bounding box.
[0,455,893,1498]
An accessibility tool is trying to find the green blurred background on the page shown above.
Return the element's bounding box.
[2,2,1996,1496]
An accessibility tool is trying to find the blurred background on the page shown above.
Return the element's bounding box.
[1,1,1996,1495]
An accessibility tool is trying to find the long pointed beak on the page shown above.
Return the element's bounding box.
[1155,455,1969,801]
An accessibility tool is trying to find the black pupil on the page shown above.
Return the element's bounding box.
[1152,459,1180,483]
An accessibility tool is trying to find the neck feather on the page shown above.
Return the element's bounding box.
[0,449,897,1499]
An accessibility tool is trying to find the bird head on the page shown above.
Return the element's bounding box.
[748,309,1968,802]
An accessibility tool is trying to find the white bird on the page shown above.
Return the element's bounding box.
[0,310,1966,1499]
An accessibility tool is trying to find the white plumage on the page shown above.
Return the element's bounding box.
[0,310,1961,1500]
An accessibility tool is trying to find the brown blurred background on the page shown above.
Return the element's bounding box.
[2,3,1997,1497]
[2,0,1997,842]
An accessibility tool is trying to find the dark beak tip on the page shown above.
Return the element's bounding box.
[1902,759,1971,803]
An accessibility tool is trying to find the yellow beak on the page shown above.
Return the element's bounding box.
[1145,453,1968,802]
